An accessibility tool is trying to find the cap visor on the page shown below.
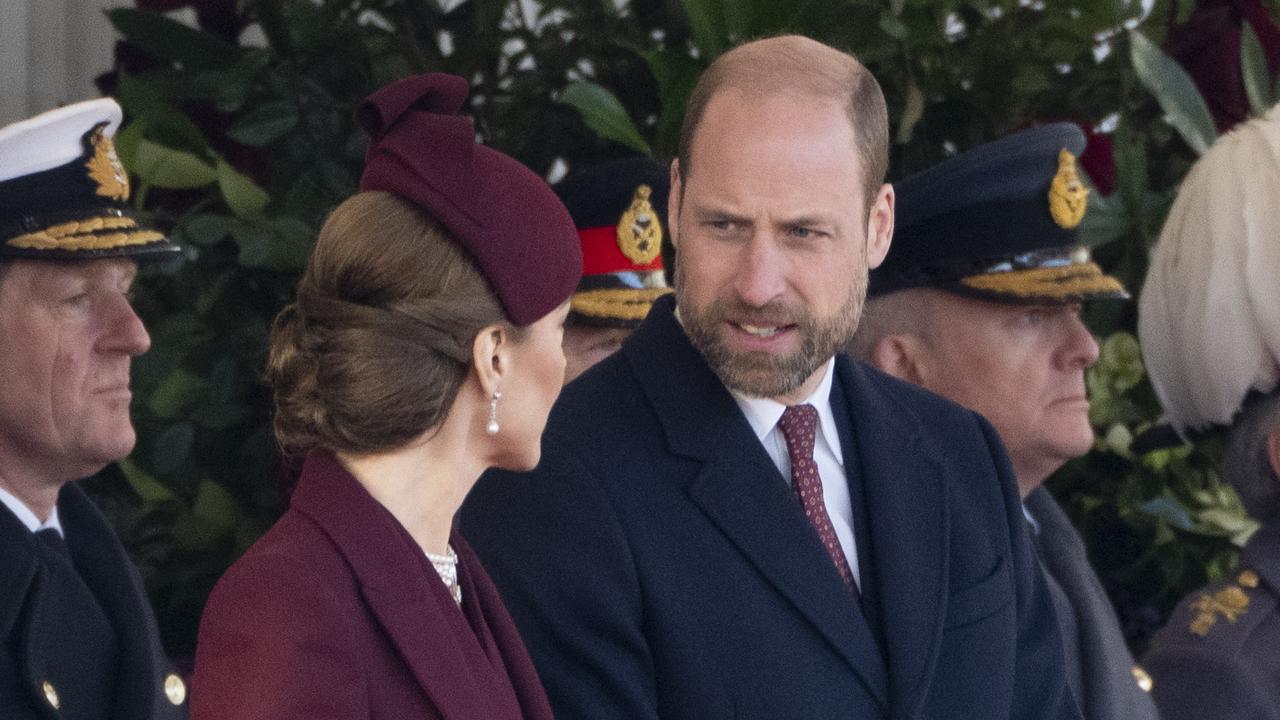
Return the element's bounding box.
[570,287,672,325]
[4,213,178,260]
[957,261,1128,304]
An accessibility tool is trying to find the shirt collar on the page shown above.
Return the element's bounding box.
[0,484,63,536]
[729,358,844,465]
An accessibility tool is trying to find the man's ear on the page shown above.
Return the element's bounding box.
[668,159,682,250]
[1267,425,1280,481]
[866,183,895,269]
[870,333,924,386]
[471,323,512,396]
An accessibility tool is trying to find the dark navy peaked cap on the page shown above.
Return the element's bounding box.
[871,123,1127,304]
[554,157,671,328]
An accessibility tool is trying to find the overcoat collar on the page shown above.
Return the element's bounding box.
[0,482,173,720]
[623,296,948,716]
[289,450,526,720]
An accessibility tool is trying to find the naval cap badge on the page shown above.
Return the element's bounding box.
[84,123,130,202]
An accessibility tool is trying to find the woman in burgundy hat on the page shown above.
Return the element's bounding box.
[190,73,580,720]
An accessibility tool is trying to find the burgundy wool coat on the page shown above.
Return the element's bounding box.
[190,450,555,720]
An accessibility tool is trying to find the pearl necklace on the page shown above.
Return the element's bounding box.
[425,546,462,605]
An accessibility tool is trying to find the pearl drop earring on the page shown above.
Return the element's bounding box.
[486,389,502,435]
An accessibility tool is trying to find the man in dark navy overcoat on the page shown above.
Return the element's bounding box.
[0,99,187,720]
[463,34,1078,720]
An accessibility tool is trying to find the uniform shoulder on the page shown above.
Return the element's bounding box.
[1148,568,1278,657]
[1143,567,1280,720]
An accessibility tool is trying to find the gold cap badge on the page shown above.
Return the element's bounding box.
[616,184,663,265]
[1048,148,1088,229]
[84,124,129,202]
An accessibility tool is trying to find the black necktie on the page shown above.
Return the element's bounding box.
[35,527,71,558]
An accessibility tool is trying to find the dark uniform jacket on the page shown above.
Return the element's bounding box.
[1026,488,1161,720]
[461,295,1078,720]
[0,483,187,720]
[191,450,555,720]
[1143,521,1280,720]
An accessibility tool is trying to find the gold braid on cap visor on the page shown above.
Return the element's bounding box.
[959,261,1126,299]
[7,215,164,250]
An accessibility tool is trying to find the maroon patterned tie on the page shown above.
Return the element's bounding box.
[778,404,858,593]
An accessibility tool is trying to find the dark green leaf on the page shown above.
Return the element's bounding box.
[895,82,925,144]
[152,422,195,475]
[106,8,241,71]
[148,368,208,418]
[879,13,909,41]
[230,218,312,271]
[118,458,176,503]
[192,479,240,532]
[1241,23,1272,117]
[560,82,652,155]
[217,160,271,219]
[133,141,217,190]
[682,0,729,58]
[226,101,300,147]
[182,214,232,246]
[1129,30,1217,155]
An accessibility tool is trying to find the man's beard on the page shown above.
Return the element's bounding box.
[676,257,867,399]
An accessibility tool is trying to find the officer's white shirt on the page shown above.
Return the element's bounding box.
[0,484,64,536]
[730,358,861,589]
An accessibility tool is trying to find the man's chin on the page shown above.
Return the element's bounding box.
[710,354,813,399]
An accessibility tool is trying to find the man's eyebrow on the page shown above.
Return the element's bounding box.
[689,205,751,222]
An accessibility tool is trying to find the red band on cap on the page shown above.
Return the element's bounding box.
[580,226,664,276]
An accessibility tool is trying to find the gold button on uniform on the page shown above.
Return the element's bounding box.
[164,673,187,705]
[42,680,60,709]
[1132,665,1154,693]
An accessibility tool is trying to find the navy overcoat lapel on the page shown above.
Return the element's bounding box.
[290,451,520,720]
[61,484,168,720]
[623,297,889,709]
[837,360,948,719]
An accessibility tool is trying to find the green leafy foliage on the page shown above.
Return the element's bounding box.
[1129,29,1217,155]
[93,0,1273,656]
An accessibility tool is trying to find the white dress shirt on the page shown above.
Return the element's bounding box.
[729,359,860,588]
[0,483,64,536]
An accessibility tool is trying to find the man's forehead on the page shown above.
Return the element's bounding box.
[2,258,138,288]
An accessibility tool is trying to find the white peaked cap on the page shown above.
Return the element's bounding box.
[1139,103,1280,436]
[0,98,123,182]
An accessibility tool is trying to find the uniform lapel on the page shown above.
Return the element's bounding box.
[837,361,948,719]
[0,504,46,715]
[59,482,168,720]
[290,451,519,720]
[625,297,890,708]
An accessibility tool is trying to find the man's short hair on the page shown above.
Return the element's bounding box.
[676,35,889,215]
[1222,390,1280,523]
[846,289,937,361]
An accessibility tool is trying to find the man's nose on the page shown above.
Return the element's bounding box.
[99,293,151,356]
[733,234,787,308]
[1060,313,1100,371]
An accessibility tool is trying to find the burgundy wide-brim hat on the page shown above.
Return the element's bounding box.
[357,73,582,326]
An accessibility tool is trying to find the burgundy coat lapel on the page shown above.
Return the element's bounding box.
[290,450,524,720]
